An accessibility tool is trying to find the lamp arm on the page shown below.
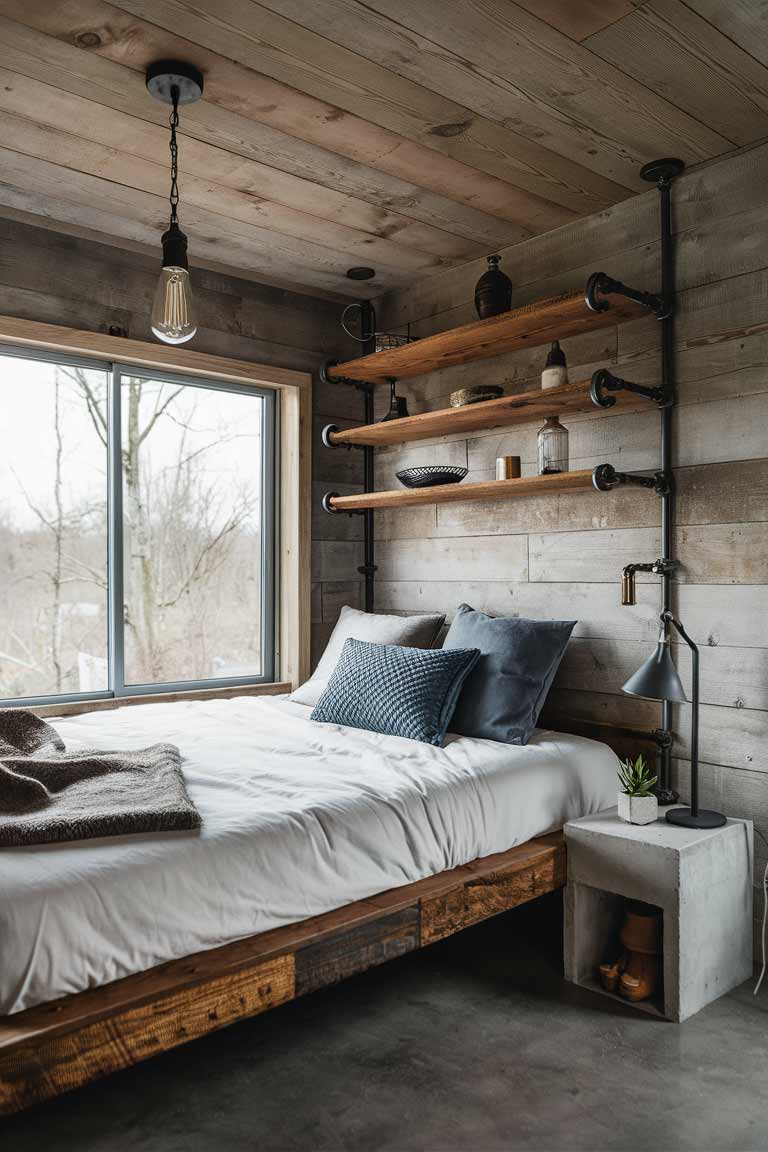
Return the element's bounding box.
[662,611,696,654]
[662,611,699,815]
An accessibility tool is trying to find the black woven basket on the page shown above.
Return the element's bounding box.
[396,466,468,489]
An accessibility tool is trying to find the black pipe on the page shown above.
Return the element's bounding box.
[591,464,669,494]
[358,301,376,612]
[641,158,684,803]
[590,368,668,409]
[584,272,665,317]
[659,175,675,800]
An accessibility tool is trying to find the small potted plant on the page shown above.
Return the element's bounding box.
[617,755,658,825]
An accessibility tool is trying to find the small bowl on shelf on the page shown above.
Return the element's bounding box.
[450,385,504,408]
[396,465,469,489]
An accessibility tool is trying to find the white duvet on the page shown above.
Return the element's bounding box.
[0,694,618,1015]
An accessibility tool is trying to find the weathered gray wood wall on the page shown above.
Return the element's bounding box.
[3,168,765,936]
[0,216,360,668]
[373,143,768,932]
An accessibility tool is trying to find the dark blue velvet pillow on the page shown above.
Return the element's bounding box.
[310,637,480,746]
[441,604,575,745]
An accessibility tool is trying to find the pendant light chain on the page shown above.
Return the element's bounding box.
[146,60,202,343]
[168,84,180,225]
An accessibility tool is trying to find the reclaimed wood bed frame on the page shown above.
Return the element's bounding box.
[0,720,653,1116]
[0,833,564,1115]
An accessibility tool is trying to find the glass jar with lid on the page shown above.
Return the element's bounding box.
[537,415,569,474]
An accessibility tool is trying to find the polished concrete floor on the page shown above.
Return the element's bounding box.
[5,892,767,1152]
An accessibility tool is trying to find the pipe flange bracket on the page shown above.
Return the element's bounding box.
[319,359,343,386]
[653,471,673,497]
[650,557,678,576]
[320,359,374,391]
[585,271,666,318]
[640,158,685,186]
[321,423,341,449]
[590,368,617,408]
[651,727,675,750]
[593,464,662,492]
[323,491,367,517]
[590,368,670,409]
[322,492,342,514]
[585,272,612,313]
[592,463,617,491]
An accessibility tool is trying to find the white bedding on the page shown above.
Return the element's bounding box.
[0,694,618,1015]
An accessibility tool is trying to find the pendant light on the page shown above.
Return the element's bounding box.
[146,61,204,344]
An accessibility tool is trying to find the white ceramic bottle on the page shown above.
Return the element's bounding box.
[541,340,568,389]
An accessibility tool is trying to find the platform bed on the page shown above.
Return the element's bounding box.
[0,698,649,1116]
[0,832,564,1115]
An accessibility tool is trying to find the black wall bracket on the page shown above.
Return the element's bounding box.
[648,727,674,752]
[592,463,672,496]
[626,725,675,752]
[321,491,369,522]
[319,358,373,392]
[584,271,671,320]
[642,726,676,782]
[590,368,672,410]
[321,422,370,452]
[623,558,678,579]
[321,423,342,450]
[321,491,358,516]
[319,358,344,386]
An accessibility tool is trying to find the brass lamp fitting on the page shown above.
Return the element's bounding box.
[621,559,678,606]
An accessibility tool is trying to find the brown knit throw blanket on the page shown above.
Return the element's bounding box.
[0,709,201,848]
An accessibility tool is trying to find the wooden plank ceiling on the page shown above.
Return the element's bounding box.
[0,0,765,299]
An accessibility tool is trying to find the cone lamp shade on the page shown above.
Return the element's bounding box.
[622,635,687,703]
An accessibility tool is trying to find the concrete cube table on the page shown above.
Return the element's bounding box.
[564,808,753,1021]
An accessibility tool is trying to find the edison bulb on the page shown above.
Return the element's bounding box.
[151,265,197,344]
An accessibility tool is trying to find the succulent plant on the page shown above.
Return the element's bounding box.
[618,754,657,797]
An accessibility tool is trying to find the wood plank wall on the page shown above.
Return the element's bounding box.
[372,142,768,938]
[0,217,359,671]
[3,159,765,938]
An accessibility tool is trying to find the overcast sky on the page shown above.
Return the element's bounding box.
[0,353,263,532]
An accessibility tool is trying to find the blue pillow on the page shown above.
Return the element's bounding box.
[310,637,480,746]
[441,604,575,745]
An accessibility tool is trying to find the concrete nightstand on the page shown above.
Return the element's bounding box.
[564,808,753,1021]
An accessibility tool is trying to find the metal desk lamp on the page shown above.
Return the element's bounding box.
[623,610,726,829]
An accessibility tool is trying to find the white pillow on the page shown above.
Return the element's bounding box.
[291,605,445,707]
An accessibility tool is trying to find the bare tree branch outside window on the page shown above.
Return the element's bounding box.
[0,356,265,700]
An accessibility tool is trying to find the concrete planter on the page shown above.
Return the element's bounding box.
[617,792,658,825]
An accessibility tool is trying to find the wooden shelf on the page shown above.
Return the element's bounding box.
[331,290,647,385]
[327,378,648,448]
[327,469,595,511]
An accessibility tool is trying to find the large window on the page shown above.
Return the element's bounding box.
[0,349,275,705]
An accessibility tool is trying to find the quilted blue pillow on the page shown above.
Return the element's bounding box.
[310,637,480,746]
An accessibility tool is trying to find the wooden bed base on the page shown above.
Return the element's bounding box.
[0,832,565,1115]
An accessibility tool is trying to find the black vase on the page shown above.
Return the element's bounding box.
[474,254,512,319]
